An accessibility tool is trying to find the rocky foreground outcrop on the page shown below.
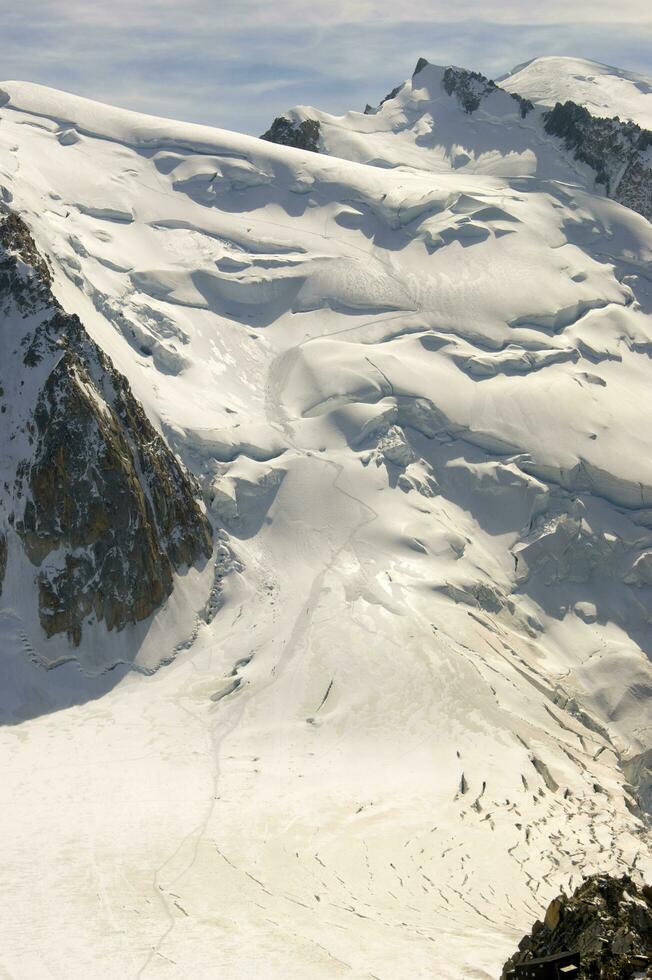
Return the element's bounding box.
[0,210,212,645]
[502,874,652,978]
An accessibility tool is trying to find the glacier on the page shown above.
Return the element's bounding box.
[0,57,651,979]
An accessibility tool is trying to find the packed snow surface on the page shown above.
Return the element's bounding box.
[501,56,652,130]
[0,70,651,980]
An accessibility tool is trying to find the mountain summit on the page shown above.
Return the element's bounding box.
[500,55,652,129]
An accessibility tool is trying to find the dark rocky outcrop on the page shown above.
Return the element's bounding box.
[0,209,212,645]
[510,91,535,118]
[502,874,652,978]
[378,83,404,108]
[364,82,405,115]
[260,116,320,152]
[442,67,498,113]
[613,157,652,222]
[544,101,652,219]
[0,211,52,290]
[413,57,429,77]
[441,67,534,118]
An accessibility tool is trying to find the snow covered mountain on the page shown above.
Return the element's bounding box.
[500,56,652,130]
[0,59,651,980]
[262,60,652,221]
[263,61,580,177]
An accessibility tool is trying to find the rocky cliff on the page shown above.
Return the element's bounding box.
[261,116,320,152]
[0,210,212,645]
[544,101,652,220]
[441,66,499,114]
[502,875,652,978]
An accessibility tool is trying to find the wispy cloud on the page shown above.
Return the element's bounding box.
[2,1,651,134]
[26,0,652,27]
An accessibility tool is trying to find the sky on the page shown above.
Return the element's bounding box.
[1,0,651,135]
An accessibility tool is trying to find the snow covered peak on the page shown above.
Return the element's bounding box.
[263,57,652,222]
[500,56,652,130]
[265,62,584,180]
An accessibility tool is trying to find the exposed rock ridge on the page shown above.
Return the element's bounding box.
[442,66,499,114]
[439,65,534,117]
[544,100,652,219]
[509,91,535,119]
[427,62,652,218]
[260,116,320,152]
[502,874,652,978]
[0,209,212,645]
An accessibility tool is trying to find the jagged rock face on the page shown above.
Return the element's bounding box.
[440,66,534,118]
[260,116,320,152]
[544,101,652,218]
[0,210,212,645]
[509,91,535,119]
[442,66,498,113]
[364,82,405,115]
[413,57,429,77]
[502,874,652,978]
[378,83,404,109]
[616,158,652,223]
[0,211,52,292]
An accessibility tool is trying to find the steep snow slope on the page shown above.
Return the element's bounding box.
[0,78,651,980]
[501,56,652,130]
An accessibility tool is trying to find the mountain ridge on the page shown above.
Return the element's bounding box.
[261,57,652,221]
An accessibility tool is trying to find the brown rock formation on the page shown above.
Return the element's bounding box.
[502,874,652,979]
[0,208,212,645]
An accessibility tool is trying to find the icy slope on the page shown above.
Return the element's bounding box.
[501,56,652,130]
[0,77,651,980]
